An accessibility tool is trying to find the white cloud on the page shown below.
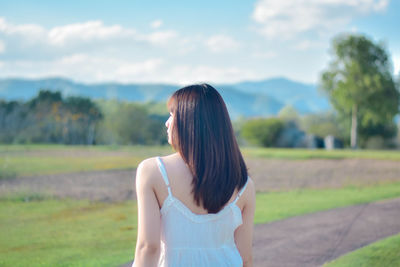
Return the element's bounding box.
[0,17,177,50]
[252,0,389,39]
[59,53,89,65]
[0,40,5,53]
[0,17,46,44]
[48,20,135,46]
[251,50,277,59]
[0,56,165,83]
[150,20,163,29]
[142,30,177,45]
[169,65,258,84]
[115,59,164,77]
[205,35,240,53]
[0,17,45,37]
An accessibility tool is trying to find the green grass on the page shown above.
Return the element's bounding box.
[1,182,400,266]
[0,197,138,267]
[254,181,400,224]
[242,147,400,161]
[0,145,173,177]
[324,233,400,267]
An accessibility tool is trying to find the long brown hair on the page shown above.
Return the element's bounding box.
[167,84,248,213]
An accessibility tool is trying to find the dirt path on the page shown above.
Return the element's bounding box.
[1,158,400,200]
[0,169,136,201]
[246,158,400,191]
[252,197,400,266]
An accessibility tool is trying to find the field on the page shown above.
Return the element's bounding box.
[324,233,400,267]
[1,145,400,266]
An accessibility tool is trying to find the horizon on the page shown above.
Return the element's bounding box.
[0,75,317,87]
[1,0,399,85]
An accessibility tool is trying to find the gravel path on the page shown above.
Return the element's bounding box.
[252,197,400,266]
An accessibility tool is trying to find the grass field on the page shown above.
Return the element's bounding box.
[1,182,400,266]
[0,145,173,178]
[1,144,400,179]
[323,233,400,267]
[1,144,400,266]
[0,198,137,267]
[241,147,400,161]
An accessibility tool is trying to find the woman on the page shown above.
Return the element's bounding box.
[133,84,255,267]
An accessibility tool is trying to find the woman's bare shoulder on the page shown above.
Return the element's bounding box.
[136,153,177,185]
[135,157,160,188]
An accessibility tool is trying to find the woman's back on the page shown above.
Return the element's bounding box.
[133,84,255,267]
[155,155,248,267]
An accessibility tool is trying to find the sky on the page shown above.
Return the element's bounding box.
[0,0,399,85]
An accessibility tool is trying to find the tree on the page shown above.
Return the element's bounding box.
[300,111,345,141]
[241,118,284,147]
[278,105,299,122]
[320,34,400,149]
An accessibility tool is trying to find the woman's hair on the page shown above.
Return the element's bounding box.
[167,84,248,213]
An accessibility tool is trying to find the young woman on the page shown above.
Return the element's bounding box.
[133,84,255,267]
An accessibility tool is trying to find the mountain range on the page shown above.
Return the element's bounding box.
[0,77,331,119]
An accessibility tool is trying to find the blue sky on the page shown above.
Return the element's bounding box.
[0,0,399,85]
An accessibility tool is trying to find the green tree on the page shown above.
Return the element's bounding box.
[320,34,400,149]
[278,105,299,123]
[95,100,167,145]
[300,111,345,141]
[241,118,284,147]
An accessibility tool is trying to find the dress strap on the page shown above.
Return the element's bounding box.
[156,157,172,196]
[233,177,249,204]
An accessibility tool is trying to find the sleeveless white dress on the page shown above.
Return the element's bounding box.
[132,157,248,267]
[133,157,249,267]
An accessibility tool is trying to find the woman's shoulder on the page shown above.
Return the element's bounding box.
[136,156,161,188]
[136,153,177,182]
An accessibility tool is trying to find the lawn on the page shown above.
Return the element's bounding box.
[0,197,138,267]
[1,182,400,266]
[323,233,400,267]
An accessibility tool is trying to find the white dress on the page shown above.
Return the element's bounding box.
[132,157,248,267]
[133,157,249,267]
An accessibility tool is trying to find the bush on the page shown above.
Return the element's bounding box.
[241,118,284,147]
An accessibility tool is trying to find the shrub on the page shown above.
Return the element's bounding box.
[241,118,284,147]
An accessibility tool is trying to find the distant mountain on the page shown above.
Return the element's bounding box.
[227,77,331,113]
[217,85,283,118]
[0,77,331,119]
[0,77,180,102]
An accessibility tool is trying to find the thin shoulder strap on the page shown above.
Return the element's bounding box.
[156,157,172,196]
[233,177,249,204]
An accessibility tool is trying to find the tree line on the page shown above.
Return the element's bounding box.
[1,88,398,149]
[0,91,167,145]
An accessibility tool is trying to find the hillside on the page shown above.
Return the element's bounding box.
[0,77,331,119]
